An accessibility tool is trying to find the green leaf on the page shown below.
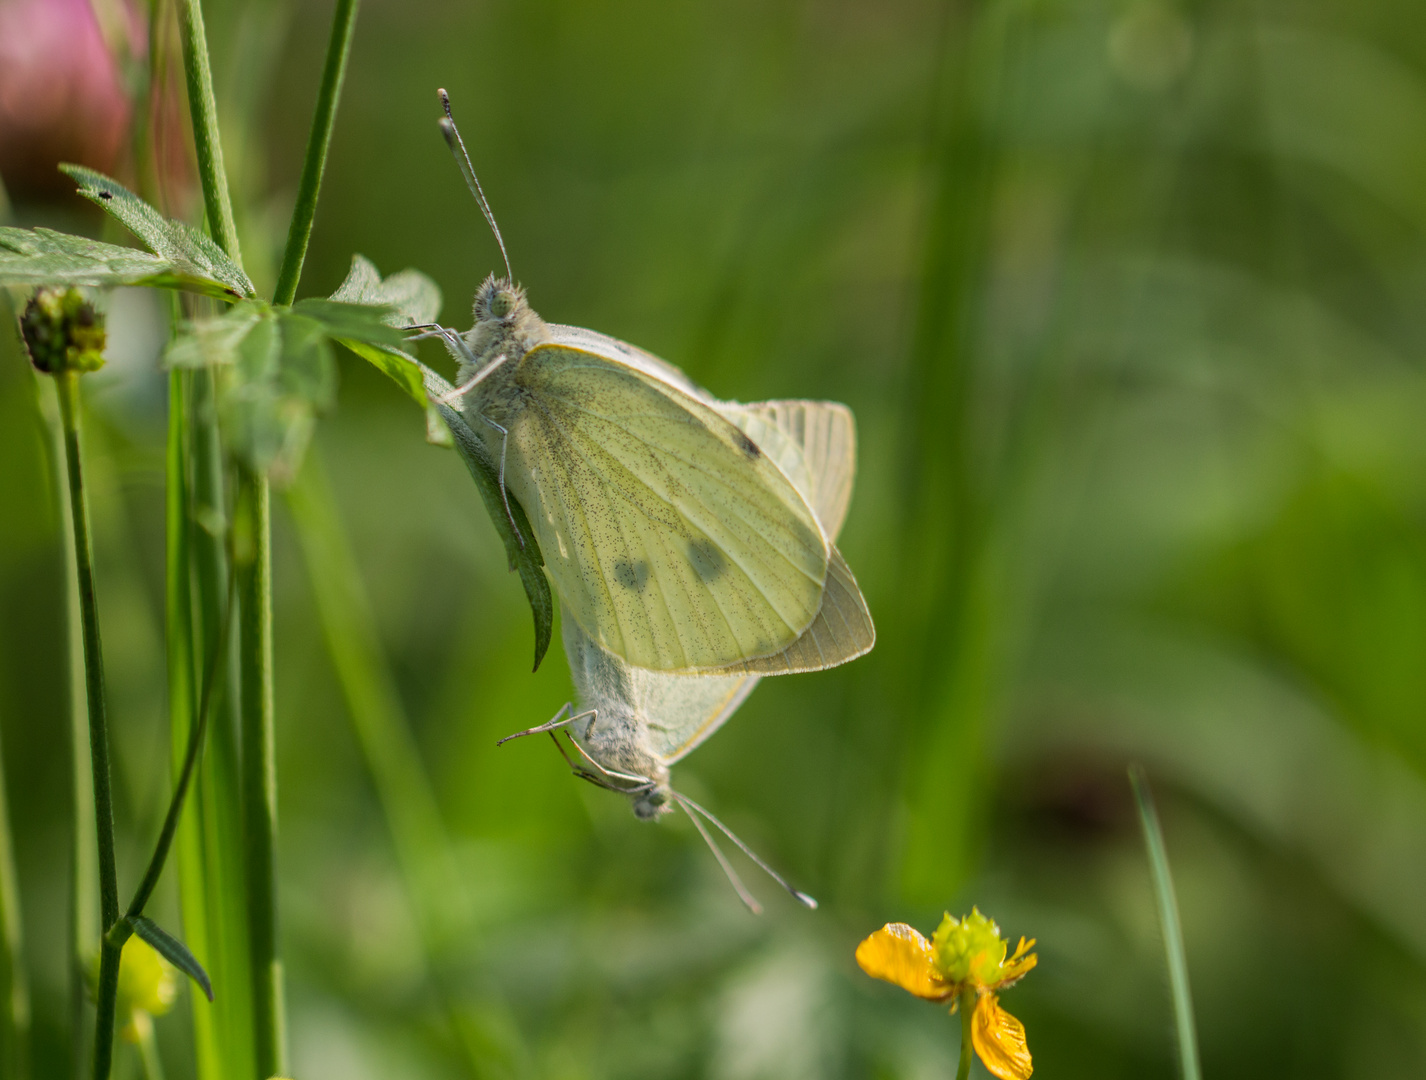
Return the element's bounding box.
[426,369,553,671]
[291,298,407,347]
[330,254,442,326]
[327,256,451,446]
[129,916,214,1002]
[0,226,242,298]
[58,164,256,298]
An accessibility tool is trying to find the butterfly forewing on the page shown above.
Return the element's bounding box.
[506,344,830,671]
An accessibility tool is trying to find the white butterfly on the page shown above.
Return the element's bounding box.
[421,92,873,675]
[501,400,861,911]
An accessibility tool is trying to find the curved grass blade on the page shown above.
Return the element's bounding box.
[1129,764,1202,1080]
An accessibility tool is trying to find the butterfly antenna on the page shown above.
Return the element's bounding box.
[672,792,763,914]
[674,791,818,911]
[437,88,514,282]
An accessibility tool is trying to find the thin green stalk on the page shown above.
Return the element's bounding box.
[235,468,283,1079]
[1129,764,1202,1080]
[955,988,975,1080]
[176,0,241,261]
[54,372,121,1080]
[129,571,232,922]
[35,367,99,1080]
[272,0,361,306]
[180,370,255,1080]
[0,719,29,1080]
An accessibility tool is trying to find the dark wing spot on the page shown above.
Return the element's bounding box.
[734,428,761,459]
[613,558,649,592]
[687,539,726,582]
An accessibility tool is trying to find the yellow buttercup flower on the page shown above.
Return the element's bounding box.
[856,908,1036,1080]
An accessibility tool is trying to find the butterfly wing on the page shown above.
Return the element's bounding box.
[700,400,874,675]
[504,342,829,672]
[722,400,856,537]
[635,666,759,764]
[561,397,869,771]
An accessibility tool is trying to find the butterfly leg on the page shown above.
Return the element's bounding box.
[476,413,522,546]
[495,704,595,746]
[405,322,480,367]
[557,733,656,790]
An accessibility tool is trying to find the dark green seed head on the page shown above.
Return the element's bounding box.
[20,287,106,375]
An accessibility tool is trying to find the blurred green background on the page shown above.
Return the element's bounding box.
[6,0,1426,1076]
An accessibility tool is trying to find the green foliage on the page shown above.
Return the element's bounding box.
[60,165,255,298]
[165,297,402,481]
[328,254,452,445]
[0,168,254,299]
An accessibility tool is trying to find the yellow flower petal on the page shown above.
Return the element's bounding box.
[972,993,1033,1080]
[855,923,954,1001]
[995,938,1038,987]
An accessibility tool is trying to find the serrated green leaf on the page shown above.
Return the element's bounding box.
[0,227,242,297]
[129,916,214,1002]
[425,369,553,671]
[326,257,452,447]
[331,254,442,327]
[290,298,407,347]
[59,164,256,298]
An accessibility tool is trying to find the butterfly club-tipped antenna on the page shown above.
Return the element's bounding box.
[671,791,818,914]
[438,88,514,283]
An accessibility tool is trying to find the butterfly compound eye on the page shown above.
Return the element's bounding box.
[488,289,516,318]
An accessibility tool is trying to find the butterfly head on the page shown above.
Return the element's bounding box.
[465,274,546,368]
[631,783,674,821]
[473,274,529,324]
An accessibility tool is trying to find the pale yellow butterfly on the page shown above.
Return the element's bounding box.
[423,91,872,674]
[499,400,863,910]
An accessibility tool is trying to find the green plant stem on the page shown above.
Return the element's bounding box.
[176,0,241,261]
[955,988,975,1080]
[36,366,99,1080]
[54,372,121,1080]
[128,571,232,922]
[272,0,360,306]
[1129,764,1202,1080]
[236,468,283,1079]
[0,716,28,1080]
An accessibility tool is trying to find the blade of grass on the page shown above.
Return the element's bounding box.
[185,369,256,1080]
[234,466,283,1079]
[272,0,360,306]
[1129,764,1202,1080]
[175,1,282,1073]
[0,718,29,1080]
[53,371,122,1080]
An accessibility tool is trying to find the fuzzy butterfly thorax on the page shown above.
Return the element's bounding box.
[457,276,549,417]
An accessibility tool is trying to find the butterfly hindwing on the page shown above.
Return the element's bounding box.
[704,400,874,675]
